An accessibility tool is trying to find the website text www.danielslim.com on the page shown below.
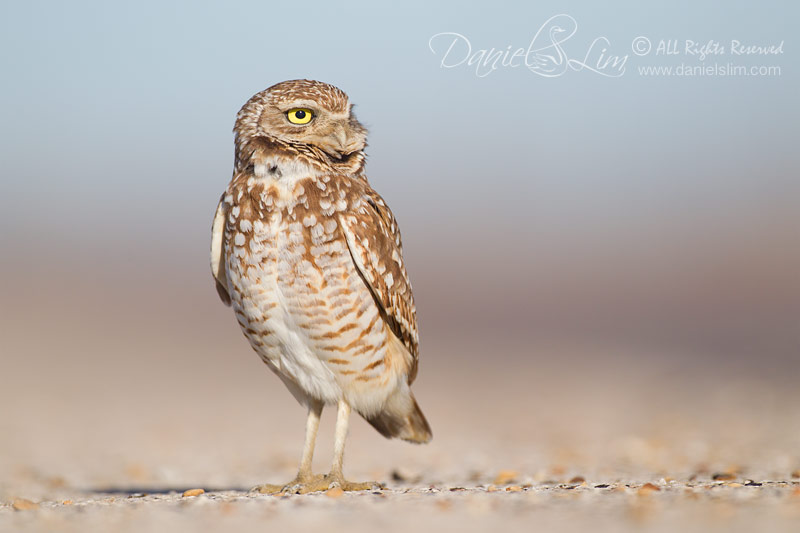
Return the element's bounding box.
[638,63,781,77]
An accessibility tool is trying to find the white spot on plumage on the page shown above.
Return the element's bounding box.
[249,239,262,253]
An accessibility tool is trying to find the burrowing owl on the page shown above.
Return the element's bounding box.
[210,80,431,493]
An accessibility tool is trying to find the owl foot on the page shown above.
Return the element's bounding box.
[322,472,382,492]
[251,473,326,495]
[251,483,285,494]
[252,474,381,494]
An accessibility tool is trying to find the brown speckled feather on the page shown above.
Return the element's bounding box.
[339,189,420,383]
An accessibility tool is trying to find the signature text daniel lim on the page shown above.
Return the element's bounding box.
[428,15,628,78]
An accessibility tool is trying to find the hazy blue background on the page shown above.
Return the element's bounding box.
[1,0,797,371]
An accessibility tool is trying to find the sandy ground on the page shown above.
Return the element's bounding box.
[2,274,800,532]
[4,479,800,533]
[3,340,800,532]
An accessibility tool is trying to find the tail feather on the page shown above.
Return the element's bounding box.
[364,387,432,444]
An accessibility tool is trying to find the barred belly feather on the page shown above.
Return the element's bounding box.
[221,171,403,417]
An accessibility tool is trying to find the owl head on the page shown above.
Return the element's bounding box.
[234,80,367,164]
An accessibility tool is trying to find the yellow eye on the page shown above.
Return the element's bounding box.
[286,108,313,124]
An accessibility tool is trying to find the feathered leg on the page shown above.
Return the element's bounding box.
[253,400,324,494]
[324,400,378,491]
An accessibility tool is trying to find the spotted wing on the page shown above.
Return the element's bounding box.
[339,190,420,382]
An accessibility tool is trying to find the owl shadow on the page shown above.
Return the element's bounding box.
[84,485,251,497]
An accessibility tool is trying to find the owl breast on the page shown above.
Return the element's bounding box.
[222,174,399,412]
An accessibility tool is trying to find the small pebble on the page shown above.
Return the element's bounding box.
[569,476,585,484]
[638,483,661,494]
[712,473,736,481]
[12,499,39,511]
[505,486,523,492]
[182,489,205,497]
[326,487,344,499]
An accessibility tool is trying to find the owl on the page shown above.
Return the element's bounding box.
[210,80,431,493]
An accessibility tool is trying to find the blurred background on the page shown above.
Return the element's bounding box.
[0,0,798,509]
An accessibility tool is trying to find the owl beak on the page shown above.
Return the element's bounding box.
[334,125,349,151]
[318,124,353,160]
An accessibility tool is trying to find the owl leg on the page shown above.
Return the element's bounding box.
[321,400,380,492]
[253,400,325,494]
[330,399,351,479]
[296,399,323,481]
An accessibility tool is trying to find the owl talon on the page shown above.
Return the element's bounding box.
[251,483,285,494]
[323,473,382,492]
[252,476,380,494]
[250,473,321,494]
